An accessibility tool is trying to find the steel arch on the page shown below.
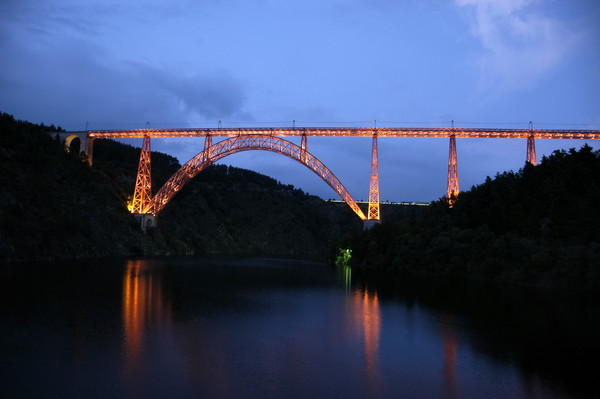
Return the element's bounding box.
[148,135,366,220]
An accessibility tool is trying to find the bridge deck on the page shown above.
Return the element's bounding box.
[86,127,600,140]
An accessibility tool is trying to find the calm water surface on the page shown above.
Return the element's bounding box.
[1,257,598,398]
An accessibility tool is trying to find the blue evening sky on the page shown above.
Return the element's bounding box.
[1,0,599,202]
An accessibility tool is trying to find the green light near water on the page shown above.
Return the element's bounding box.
[344,264,351,293]
[336,248,352,267]
[336,248,353,292]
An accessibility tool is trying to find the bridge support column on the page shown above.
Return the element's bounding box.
[86,136,94,166]
[363,219,380,230]
[204,134,212,163]
[367,133,380,222]
[447,134,459,205]
[134,213,157,232]
[301,134,307,163]
[131,135,152,214]
[526,135,537,165]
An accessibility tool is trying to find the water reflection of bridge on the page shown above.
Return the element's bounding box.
[121,259,462,395]
[58,125,600,229]
[350,289,382,394]
[122,260,171,386]
[340,265,459,395]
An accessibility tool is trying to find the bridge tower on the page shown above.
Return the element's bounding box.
[526,122,537,165]
[526,135,537,165]
[447,134,459,205]
[364,133,381,230]
[131,135,152,215]
[204,134,213,163]
[301,133,307,163]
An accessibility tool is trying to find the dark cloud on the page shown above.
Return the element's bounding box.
[0,36,250,128]
[157,69,250,120]
[0,0,251,127]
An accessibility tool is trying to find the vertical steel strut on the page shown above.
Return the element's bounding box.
[447,134,459,204]
[367,133,380,220]
[526,135,537,165]
[131,135,152,214]
[301,134,307,163]
[204,134,213,165]
[526,121,537,166]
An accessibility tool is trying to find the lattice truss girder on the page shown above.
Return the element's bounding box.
[90,127,600,140]
[149,135,366,220]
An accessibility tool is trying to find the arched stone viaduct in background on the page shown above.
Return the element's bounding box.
[53,131,94,163]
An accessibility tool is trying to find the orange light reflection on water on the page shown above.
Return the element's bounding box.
[351,288,382,391]
[122,261,171,377]
[440,317,459,397]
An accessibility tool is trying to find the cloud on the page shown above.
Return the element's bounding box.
[161,70,249,121]
[455,0,578,95]
[0,38,250,129]
[0,0,252,128]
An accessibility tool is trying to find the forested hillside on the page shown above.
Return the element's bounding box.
[334,145,600,290]
[0,112,361,261]
[0,113,151,259]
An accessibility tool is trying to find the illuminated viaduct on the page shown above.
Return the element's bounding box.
[60,125,600,230]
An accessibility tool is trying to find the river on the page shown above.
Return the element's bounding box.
[1,257,598,398]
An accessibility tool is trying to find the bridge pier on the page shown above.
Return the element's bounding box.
[204,134,212,162]
[134,213,157,232]
[526,121,537,166]
[447,134,459,204]
[526,135,537,165]
[367,133,380,221]
[301,133,307,163]
[131,135,152,214]
[363,219,381,230]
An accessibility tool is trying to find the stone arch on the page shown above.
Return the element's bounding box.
[149,135,366,220]
[64,134,82,154]
[53,132,93,164]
